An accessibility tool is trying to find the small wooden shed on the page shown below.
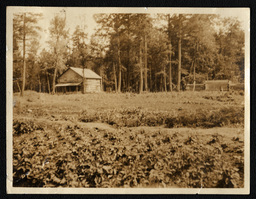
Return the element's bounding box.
[205,80,230,91]
[56,67,102,93]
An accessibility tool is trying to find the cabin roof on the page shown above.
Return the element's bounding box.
[55,83,81,87]
[205,80,229,84]
[70,67,102,79]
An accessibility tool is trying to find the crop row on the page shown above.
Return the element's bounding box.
[13,122,244,188]
[79,106,244,128]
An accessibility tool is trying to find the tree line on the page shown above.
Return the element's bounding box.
[13,12,245,95]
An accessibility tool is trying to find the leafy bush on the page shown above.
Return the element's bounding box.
[13,120,43,135]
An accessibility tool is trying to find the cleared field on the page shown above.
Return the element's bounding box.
[12,91,245,188]
[14,90,244,112]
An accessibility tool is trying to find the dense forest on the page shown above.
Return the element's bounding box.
[13,12,245,95]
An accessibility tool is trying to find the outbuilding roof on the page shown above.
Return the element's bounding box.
[205,80,229,84]
[70,67,102,79]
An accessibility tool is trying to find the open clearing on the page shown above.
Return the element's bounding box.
[13,91,244,188]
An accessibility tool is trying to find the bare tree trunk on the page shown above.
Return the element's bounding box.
[82,66,85,94]
[193,43,198,92]
[38,75,41,93]
[16,81,21,93]
[190,60,194,75]
[160,75,163,92]
[154,72,157,92]
[126,15,131,91]
[52,32,59,94]
[118,62,121,92]
[169,44,172,92]
[164,70,167,92]
[177,24,181,92]
[168,14,173,92]
[144,34,148,92]
[52,67,57,94]
[113,63,117,92]
[21,13,26,97]
[117,33,122,93]
[193,61,196,92]
[122,73,126,91]
[139,40,143,94]
[127,47,130,91]
[46,72,50,93]
[149,63,152,92]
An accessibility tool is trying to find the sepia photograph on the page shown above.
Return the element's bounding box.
[6,7,250,194]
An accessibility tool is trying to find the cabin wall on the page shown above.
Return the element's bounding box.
[84,79,101,92]
[58,70,82,83]
[56,85,81,93]
[57,69,101,93]
[186,84,205,91]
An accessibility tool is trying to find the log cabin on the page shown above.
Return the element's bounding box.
[55,67,102,93]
